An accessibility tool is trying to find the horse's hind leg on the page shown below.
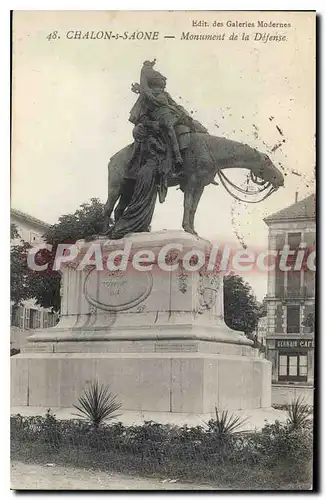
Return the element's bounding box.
[103,186,121,234]
[182,181,204,235]
[189,184,204,233]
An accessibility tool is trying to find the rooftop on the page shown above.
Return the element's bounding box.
[264,193,316,224]
[11,208,51,229]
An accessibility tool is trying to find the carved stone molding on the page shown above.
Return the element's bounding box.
[178,270,188,293]
[198,274,220,314]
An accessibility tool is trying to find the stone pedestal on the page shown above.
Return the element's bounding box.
[11,230,271,415]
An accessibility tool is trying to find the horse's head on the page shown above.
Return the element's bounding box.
[248,150,284,189]
[212,138,284,190]
[212,138,285,202]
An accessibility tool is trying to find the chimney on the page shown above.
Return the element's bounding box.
[295,192,299,203]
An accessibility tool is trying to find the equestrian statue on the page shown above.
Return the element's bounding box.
[103,60,284,239]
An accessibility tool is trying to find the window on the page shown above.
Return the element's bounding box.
[29,309,36,329]
[289,355,297,376]
[27,309,43,329]
[286,305,300,334]
[299,355,308,376]
[36,310,42,328]
[279,354,287,376]
[43,311,49,328]
[288,232,302,250]
[278,353,308,382]
[287,271,301,296]
[29,231,39,244]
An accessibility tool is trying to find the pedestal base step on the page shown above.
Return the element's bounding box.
[11,346,271,412]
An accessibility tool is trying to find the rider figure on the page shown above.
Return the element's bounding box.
[128,60,208,201]
[130,60,188,165]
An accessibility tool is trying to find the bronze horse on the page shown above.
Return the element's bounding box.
[103,133,284,236]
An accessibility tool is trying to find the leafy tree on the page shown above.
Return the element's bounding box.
[10,223,32,305]
[223,274,263,336]
[44,198,104,247]
[24,198,105,311]
[11,223,20,240]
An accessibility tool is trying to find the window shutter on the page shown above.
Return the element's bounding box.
[24,308,30,329]
[302,305,315,334]
[43,311,49,328]
[275,268,285,297]
[275,304,284,333]
[303,268,315,298]
[303,231,316,250]
[275,234,286,250]
[18,306,24,329]
[36,310,42,328]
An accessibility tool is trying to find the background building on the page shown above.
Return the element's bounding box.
[256,314,268,348]
[11,208,50,245]
[264,193,315,405]
[11,209,58,351]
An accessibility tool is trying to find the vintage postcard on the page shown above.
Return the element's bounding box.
[11,10,316,490]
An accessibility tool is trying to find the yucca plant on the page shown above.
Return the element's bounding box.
[207,408,248,437]
[286,396,312,431]
[73,380,122,428]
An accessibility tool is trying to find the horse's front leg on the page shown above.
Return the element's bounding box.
[189,184,204,234]
[182,185,197,235]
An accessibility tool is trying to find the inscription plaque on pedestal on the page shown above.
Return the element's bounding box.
[84,268,153,312]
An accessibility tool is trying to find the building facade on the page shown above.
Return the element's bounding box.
[11,209,58,350]
[264,194,315,405]
[256,314,268,348]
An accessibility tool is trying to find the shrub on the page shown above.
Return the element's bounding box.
[10,409,313,488]
[258,419,313,473]
[11,409,61,451]
[285,397,312,431]
[41,409,62,450]
[207,408,248,437]
[73,380,122,428]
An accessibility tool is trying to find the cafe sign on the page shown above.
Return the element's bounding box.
[276,339,314,349]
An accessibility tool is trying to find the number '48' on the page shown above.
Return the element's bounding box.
[46,31,59,41]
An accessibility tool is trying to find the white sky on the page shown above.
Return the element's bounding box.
[11,11,315,299]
